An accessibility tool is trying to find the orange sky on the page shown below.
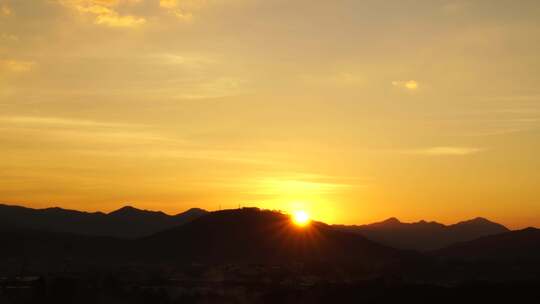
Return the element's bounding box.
[1,0,540,229]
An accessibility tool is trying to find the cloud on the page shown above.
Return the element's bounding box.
[0,34,19,42]
[392,80,419,90]
[94,12,146,27]
[154,53,215,66]
[159,0,207,21]
[58,0,146,28]
[405,146,484,156]
[0,115,275,165]
[0,116,133,128]
[0,60,35,72]
[1,4,11,16]
[253,174,355,196]
[159,0,178,9]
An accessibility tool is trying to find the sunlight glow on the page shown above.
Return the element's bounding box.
[292,210,310,227]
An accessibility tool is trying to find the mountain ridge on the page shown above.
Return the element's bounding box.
[334,216,510,251]
[138,208,417,268]
[0,208,421,274]
[0,203,520,251]
[435,227,540,261]
[0,203,208,238]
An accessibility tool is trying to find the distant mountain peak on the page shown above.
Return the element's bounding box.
[119,205,138,211]
[383,217,401,224]
[334,216,510,251]
[0,203,208,238]
[108,206,168,218]
[109,205,141,214]
[454,217,508,230]
[360,217,404,228]
[469,217,490,223]
[182,208,207,214]
[416,220,444,226]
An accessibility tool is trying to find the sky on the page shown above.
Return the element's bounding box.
[1,0,539,229]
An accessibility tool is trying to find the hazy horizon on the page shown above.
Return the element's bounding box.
[1,0,540,229]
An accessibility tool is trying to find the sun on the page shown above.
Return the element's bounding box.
[292,210,310,227]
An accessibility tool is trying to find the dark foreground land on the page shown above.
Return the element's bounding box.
[1,206,540,303]
[2,270,540,304]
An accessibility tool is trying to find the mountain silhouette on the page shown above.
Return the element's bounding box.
[334,217,509,251]
[435,227,540,261]
[138,208,416,270]
[0,208,419,274]
[0,203,207,238]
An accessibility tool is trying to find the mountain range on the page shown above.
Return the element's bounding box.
[435,227,540,261]
[0,208,415,274]
[0,203,207,238]
[0,204,539,279]
[138,208,413,268]
[334,217,509,251]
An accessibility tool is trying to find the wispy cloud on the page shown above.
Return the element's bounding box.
[392,80,419,90]
[251,174,356,196]
[0,34,19,42]
[0,116,134,128]
[1,4,11,16]
[93,12,145,27]
[404,146,484,156]
[58,0,145,28]
[0,115,274,165]
[0,60,35,72]
[153,53,215,67]
[159,0,208,21]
